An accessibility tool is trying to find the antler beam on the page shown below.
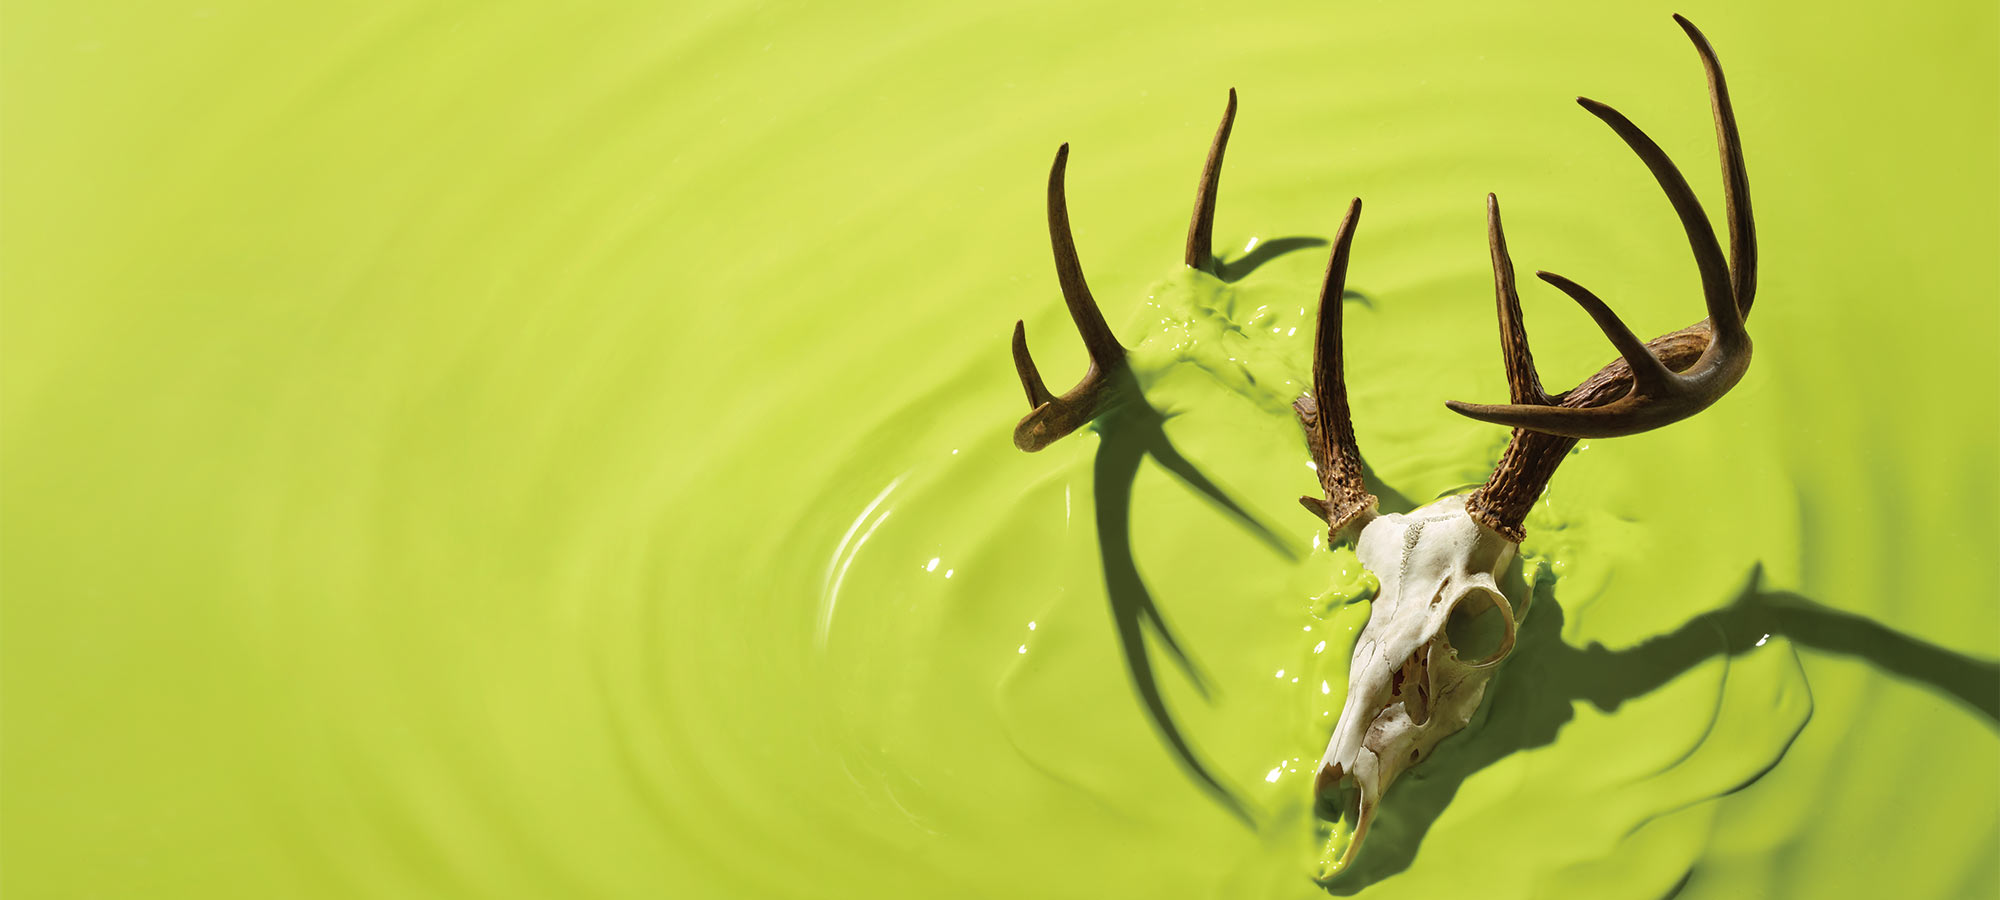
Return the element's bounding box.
[1460,14,1758,540]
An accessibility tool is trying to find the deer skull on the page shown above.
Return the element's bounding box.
[1312,494,1520,873]
[1005,13,1757,878]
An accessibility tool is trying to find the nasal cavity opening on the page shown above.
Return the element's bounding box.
[1316,773,1362,831]
[1387,646,1431,726]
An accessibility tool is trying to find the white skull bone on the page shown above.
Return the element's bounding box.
[1315,493,1522,873]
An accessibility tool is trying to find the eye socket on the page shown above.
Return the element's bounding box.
[1442,586,1517,668]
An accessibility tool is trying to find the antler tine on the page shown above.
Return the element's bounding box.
[1295,198,1378,538]
[1183,89,1238,273]
[1012,93,1246,452]
[1574,95,1745,351]
[1045,144,1125,365]
[1444,15,1754,440]
[1011,320,1057,409]
[1534,270,1681,399]
[1676,13,1757,318]
[1011,144,1128,452]
[1485,194,1554,407]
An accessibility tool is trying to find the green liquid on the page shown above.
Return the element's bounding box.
[3,2,1995,898]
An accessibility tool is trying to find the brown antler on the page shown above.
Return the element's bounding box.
[1012,92,1240,452]
[1185,89,1237,273]
[1457,15,1757,541]
[1296,199,1378,540]
[1011,144,1128,452]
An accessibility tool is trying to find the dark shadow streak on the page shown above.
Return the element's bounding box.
[1204,235,1371,309]
[1076,285,1385,825]
[1210,239,1374,309]
[1085,367,1306,827]
[1213,236,1327,283]
[1322,564,2000,894]
[1145,430,1295,563]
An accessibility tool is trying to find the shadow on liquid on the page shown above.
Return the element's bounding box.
[1071,246,1997,885]
[1078,247,1395,829]
[1316,562,2000,894]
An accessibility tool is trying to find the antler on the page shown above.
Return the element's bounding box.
[1011,91,1240,452]
[1457,15,1757,541]
[1010,144,1128,452]
[1296,199,1378,540]
[1185,89,1237,273]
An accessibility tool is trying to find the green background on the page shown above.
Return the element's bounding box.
[4,1,1995,897]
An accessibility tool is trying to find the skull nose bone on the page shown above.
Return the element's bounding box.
[1314,762,1344,797]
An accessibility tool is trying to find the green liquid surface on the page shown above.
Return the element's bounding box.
[3,2,1996,897]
